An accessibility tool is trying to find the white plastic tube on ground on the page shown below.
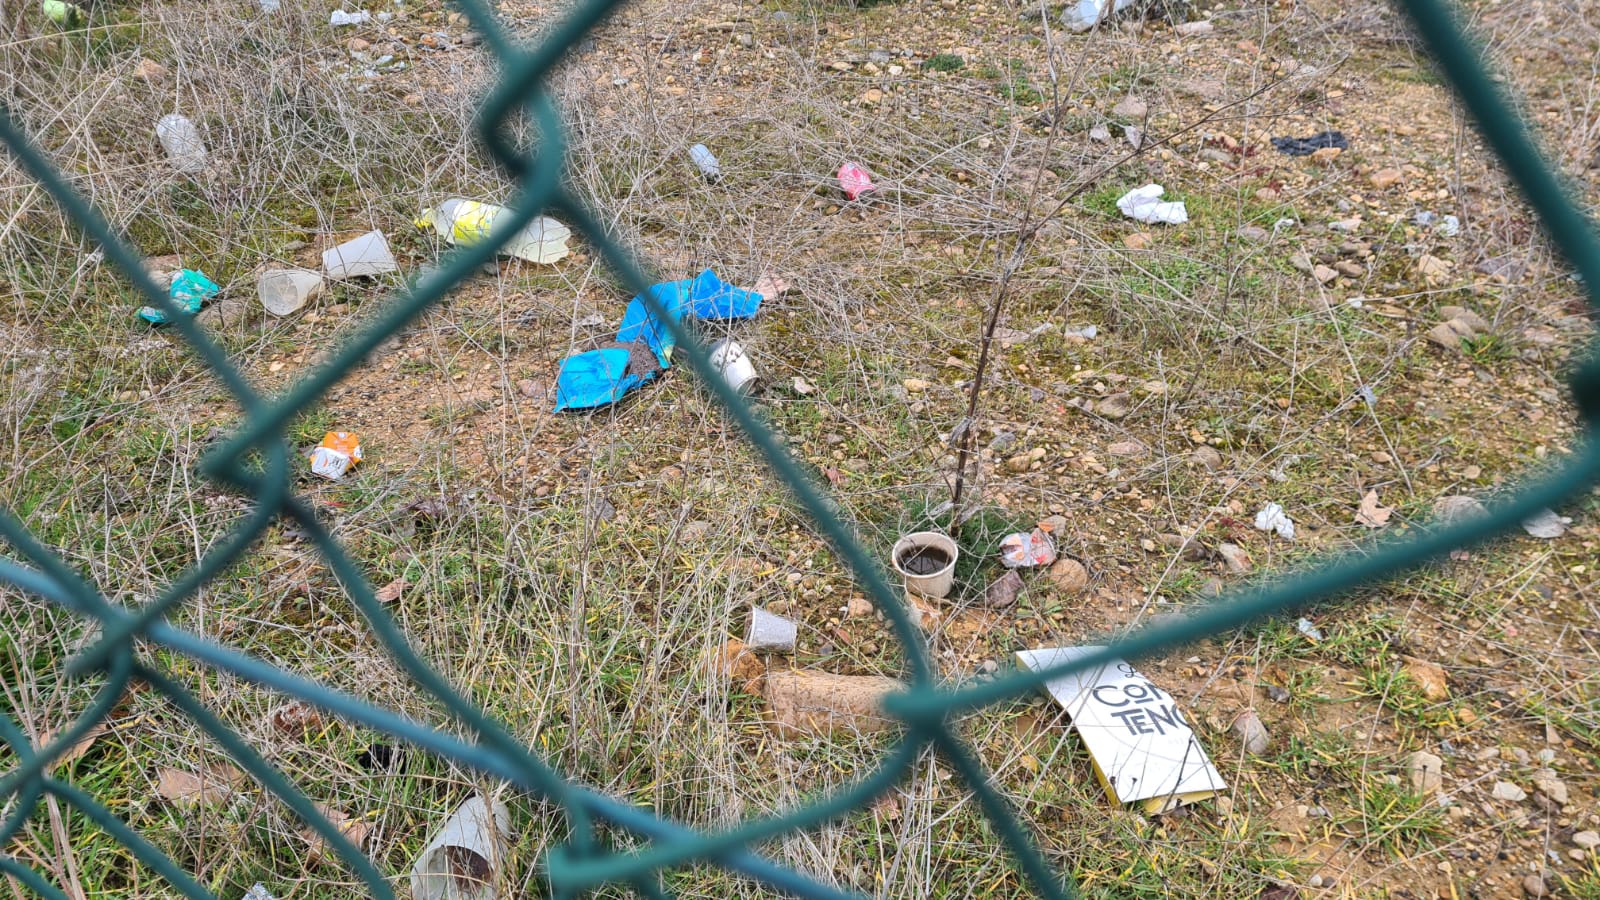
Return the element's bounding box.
[410,796,512,900]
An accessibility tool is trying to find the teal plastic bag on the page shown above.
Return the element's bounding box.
[139,269,221,324]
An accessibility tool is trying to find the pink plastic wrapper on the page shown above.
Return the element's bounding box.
[837,162,877,201]
[1000,529,1057,568]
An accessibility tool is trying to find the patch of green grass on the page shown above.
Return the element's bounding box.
[1341,779,1448,857]
[1461,332,1515,364]
[922,53,965,72]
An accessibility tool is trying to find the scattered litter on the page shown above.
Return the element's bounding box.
[764,670,903,737]
[746,606,798,652]
[330,9,371,25]
[257,268,324,317]
[837,162,877,201]
[1356,489,1393,529]
[242,885,278,900]
[984,570,1025,609]
[1116,184,1188,225]
[708,339,758,392]
[892,531,958,599]
[323,230,397,280]
[1296,618,1322,641]
[308,431,362,480]
[1174,19,1213,35]
[1088,124,1111,143]
[1270,131,1348,156]
[554,270,765,411]
[156,765,245,806]
[416,199,571,264]
[1356,385,1377,407]
[1062,324,1098,340]
[999,528,1057,568]
[553,345,646,411]
[1061,0,1138,31]
[1414,211,1461,237]
[1253,502,1295,540]
[1521,509,1568,539]
[792,375,815,395]
[410,796,512,900]
[139,269,221,324]
[1016,647,1225,812]
[1232,710,1271,755]
[258,0,280,11]
[156,114,209,174]
[689,143,722,181]
[615,269,762,365]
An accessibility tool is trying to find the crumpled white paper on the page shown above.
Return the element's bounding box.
[1254,502,1295,540]
[1117,184,1189,225]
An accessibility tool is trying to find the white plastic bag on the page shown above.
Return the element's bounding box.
[1117,184,1189,225]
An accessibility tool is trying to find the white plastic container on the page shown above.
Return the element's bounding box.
[892,531,959,599]
[418,199,571,265]
[410,796,511,900]
[322,230,397,280]
[257,268,324,316]
[156,114,208,174]
[708,339,757,392]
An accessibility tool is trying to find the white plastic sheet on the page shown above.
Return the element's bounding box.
[1117,184,1189,225]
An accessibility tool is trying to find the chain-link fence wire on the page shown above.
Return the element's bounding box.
[2,0,1598,894]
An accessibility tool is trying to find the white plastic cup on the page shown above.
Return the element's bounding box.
[708,339,757,392]
[892,531,958,599]
[156,114,208,174]
[689,143,721,180]
[410,796,511,900]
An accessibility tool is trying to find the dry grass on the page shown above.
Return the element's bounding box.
[3,0,1600,896]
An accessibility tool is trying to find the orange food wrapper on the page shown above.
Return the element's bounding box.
[308,431,362,480]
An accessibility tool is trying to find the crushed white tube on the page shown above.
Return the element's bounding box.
[330,9,372,25]
[411,796,512,900]
[1254,503,1295,541]
[1117,184,1189,225]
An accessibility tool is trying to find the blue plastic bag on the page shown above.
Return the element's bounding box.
[614,269,764,366]
[138,269,221,324]
[556,269,764,411]
[554,348,646,412]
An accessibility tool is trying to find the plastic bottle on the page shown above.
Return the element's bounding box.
[417,199,571,265]
[156,114,208,174]
[689,144,721,181]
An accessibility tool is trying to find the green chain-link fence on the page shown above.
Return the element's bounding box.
[3,0,1599,894]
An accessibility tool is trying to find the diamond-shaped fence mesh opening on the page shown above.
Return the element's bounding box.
[2,0,1598,896]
